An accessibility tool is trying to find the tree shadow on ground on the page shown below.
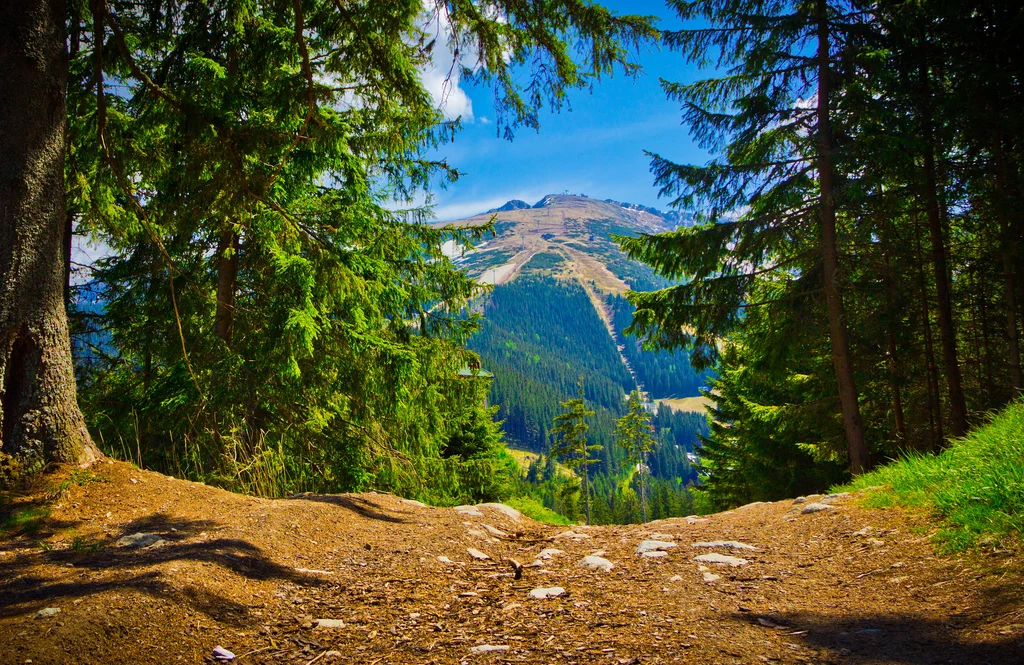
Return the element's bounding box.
[290,492,410,524]
[0,512,329,623]
[735,609,1024,665]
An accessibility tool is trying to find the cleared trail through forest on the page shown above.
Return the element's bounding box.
[1,460,1022,665]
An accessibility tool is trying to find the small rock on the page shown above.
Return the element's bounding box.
[211,646,235,661]
[702,572,721,582]
[34,608,60,619]
[635,540,677,555]
[537,548,563,560]
[401,499,428,508]
[825,492,850,500]
[693,553,749,567]
[116,532,164,548]
[691,541,758,552]
[669,575,683,582]
[641,551,668,558]
[800,503,834,514]
[793,496,807,504]
[528,586,565,600]
[438,555,461,565]
[478,503,522,521]
[315,618,345,629]
[553,530,591,541]
[578,555,615,572]
[866,538,886,548]
[470,645,510,654]
[647,532,675,541]
[467,548,490,560]
[480,524,507,538]
[455,505,484,518]
[737,501,766,509]
[685,516,710,524]
[853,526,875,537]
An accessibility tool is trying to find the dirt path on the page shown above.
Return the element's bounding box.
[2,461,1022,665]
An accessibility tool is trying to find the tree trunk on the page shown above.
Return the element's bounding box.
[816,0,869,474]
[915,219,943,449]
[995,140,1022,394]
[0,0,92,481]
[583,462,591,525]
[215,228,239,347]
[918,59,968,436]
[639,458,648,524]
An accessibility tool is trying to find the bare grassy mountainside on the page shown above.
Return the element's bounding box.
[440,194,684,293]
[2,460,1022,664]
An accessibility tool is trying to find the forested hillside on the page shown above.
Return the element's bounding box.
[468,274,706,524]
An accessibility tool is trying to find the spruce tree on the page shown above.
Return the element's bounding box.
[615,389,656,523]
[550,377,600,524]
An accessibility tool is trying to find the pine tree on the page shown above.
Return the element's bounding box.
[550,377,600,524]
[615,389,657,522]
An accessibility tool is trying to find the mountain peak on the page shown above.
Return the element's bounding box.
[486,199,532,213]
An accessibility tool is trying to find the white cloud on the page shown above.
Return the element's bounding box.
[420,3,474,122]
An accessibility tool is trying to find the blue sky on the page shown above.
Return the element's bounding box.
[426,1,711,221]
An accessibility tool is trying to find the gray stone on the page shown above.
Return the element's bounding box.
[691,541,758,552]
[553,530,591,541]
[34,608,60,619]
[537,548,563,560]
[480,524,507,538]
[401,499,428,508]
[793,496,807,504]
[315,618,345,629]
[647,532,675,541]
[116,532,164,548]
[212,646,236,661]
[528,586,565,600]
[466,548,490,560]
[470,645,510,654]
[641,551,668,559]
[454,505,484,518]
[478,503,522,521]
[702,571,722,582]
[693,553,749,567]
[635,540,677,555]
[578,555,615,572]
[801,503,834,514]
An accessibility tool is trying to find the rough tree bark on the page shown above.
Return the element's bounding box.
[1,0,93,481]
[816,0,869,474]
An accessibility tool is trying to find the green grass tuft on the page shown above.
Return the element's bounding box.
[0,503,51,538]
[840,401,1024,551]
[505,495,573,525]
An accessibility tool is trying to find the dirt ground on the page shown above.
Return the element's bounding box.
[2,459,1022,665]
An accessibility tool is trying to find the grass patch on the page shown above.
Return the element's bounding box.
[506,495,573,525]
[0,502,51,538]
[840,401,1024,551]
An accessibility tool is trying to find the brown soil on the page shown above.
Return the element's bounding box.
[2,460,1023,665]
